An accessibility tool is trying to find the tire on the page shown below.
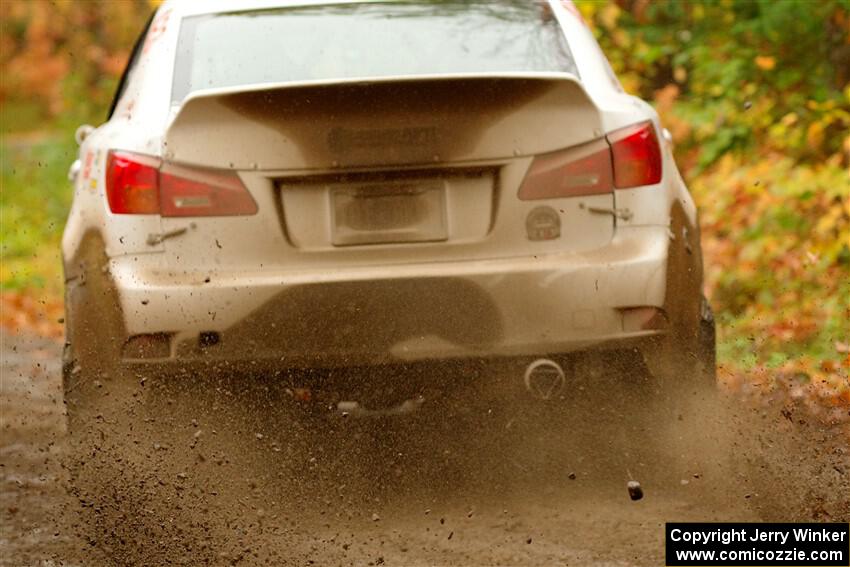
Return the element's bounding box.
[643,295,716,395]
[63,236,127,434]
[640,207,723,487]
[647,204,715,392]
[697,295,717,383]
[641,294,736,501]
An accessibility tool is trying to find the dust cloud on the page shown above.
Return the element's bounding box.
[2,333,848,566]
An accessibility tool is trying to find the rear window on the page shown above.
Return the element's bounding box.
[172,1,577,103]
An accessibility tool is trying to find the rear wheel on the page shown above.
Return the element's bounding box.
[61,245,287,562]
[641,295,736,501]
[645,295,716,393]
[63,236,128,434]
[638,208,724,488]
[651,204,716,392]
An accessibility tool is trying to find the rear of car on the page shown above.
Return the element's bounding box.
[63,1,706,378]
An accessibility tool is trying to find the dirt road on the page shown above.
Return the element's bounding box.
[2,330,848,566]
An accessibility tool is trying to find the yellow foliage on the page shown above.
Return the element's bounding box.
[755,55,776,70]
[612,29,630,49]
[599,2,620,30]
[806,122,825,151]
[782,112,799,126]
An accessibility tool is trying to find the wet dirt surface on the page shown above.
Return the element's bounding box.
[2,331,848,566]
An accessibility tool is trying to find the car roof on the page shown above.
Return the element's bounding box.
[162,0,423,19]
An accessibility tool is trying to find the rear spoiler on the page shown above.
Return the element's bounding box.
[163,72,603,171]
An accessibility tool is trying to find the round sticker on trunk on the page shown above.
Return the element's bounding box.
[526,206,561,241]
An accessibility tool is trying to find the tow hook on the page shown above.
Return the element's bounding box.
[523,358,566,400]
[584,205,633,222]
[146,223,195,246]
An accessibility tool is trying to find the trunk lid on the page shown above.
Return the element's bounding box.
[162,74,616,262]
[164,73,603,169]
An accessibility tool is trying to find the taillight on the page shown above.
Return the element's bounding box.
[607,121,662,189]
[518,121,662,200]
[106,152,160,214]
[160,163,257,216]
[105,151,257,216]
[518,139,613,200]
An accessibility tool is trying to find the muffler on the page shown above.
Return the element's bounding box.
[523,358,566,400]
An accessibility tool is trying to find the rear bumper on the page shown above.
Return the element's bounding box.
[110,225,670,367]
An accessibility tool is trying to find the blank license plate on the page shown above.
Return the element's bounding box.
[331,180,447,246]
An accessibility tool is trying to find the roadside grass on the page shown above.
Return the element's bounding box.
[0,132,76,296]
[694,155,850,370]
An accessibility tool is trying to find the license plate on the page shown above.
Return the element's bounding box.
[331,179,447,246]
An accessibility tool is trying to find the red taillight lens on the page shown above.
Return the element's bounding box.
[518,139,613,200]
[518,121,662,200]
[160,163,257,217]
[607,121,662,188]
[106,152,161,214]
[105,151,257,216]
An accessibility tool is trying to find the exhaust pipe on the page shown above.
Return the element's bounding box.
[523,358,566,400]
